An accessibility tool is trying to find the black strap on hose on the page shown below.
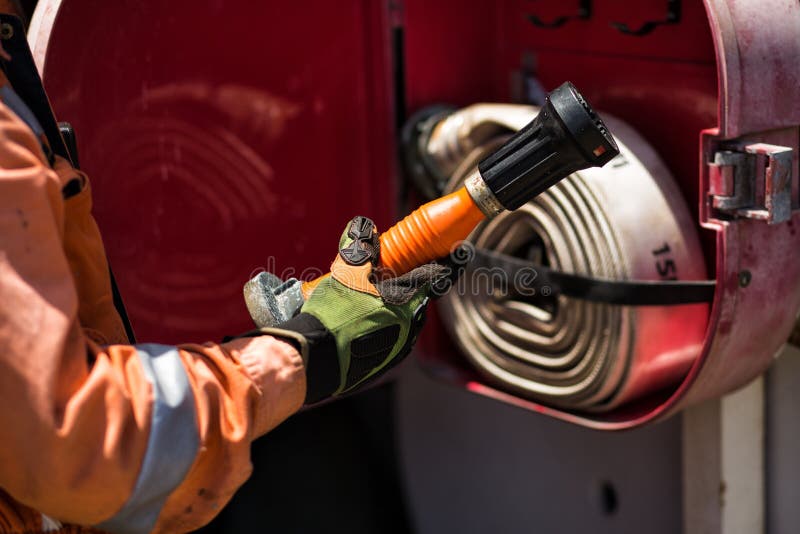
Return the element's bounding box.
[0,15,136,342]
[471,247,715,306]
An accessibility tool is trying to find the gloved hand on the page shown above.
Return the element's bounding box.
[259,216,454,404]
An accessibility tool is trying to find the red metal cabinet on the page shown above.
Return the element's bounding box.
[31,0,800,428]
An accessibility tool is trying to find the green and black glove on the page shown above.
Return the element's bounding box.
[264,216,456,404]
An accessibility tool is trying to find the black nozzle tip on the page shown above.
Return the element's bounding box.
[549,81,619,166]
[477,81,621,211]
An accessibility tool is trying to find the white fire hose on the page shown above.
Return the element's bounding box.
[415,105,709,411]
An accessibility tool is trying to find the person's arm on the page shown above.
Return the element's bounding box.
[0,99,305,533]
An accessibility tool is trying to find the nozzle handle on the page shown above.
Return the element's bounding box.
[300,185,487,300]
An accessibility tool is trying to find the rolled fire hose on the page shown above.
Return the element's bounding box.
[416,105,709,411]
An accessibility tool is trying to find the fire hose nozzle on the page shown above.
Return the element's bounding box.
[246,82,619,327]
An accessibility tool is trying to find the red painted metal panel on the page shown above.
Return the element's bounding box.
[499,0,715,62]
[403,0,501,111]
[36,0,397,343]
[705,0,800,137]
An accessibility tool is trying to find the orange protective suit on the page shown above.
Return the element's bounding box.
[0,74,307,532]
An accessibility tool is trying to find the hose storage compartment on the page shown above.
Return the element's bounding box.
[433,105,709,411]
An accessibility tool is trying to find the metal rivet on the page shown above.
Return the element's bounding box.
[0,23,13,40]
[738,270,752,287]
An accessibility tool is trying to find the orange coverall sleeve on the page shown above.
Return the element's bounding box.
[0,96,306,533]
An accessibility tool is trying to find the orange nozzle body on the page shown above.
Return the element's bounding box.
[378,186,486,275]
[301,185,486,295]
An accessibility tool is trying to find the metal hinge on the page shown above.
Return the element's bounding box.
[708,143,794,224]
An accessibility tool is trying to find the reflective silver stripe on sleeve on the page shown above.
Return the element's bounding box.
[96,344,199,534]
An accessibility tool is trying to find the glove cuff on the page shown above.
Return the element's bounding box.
[246,327,310,365]
[258,314,341,405]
